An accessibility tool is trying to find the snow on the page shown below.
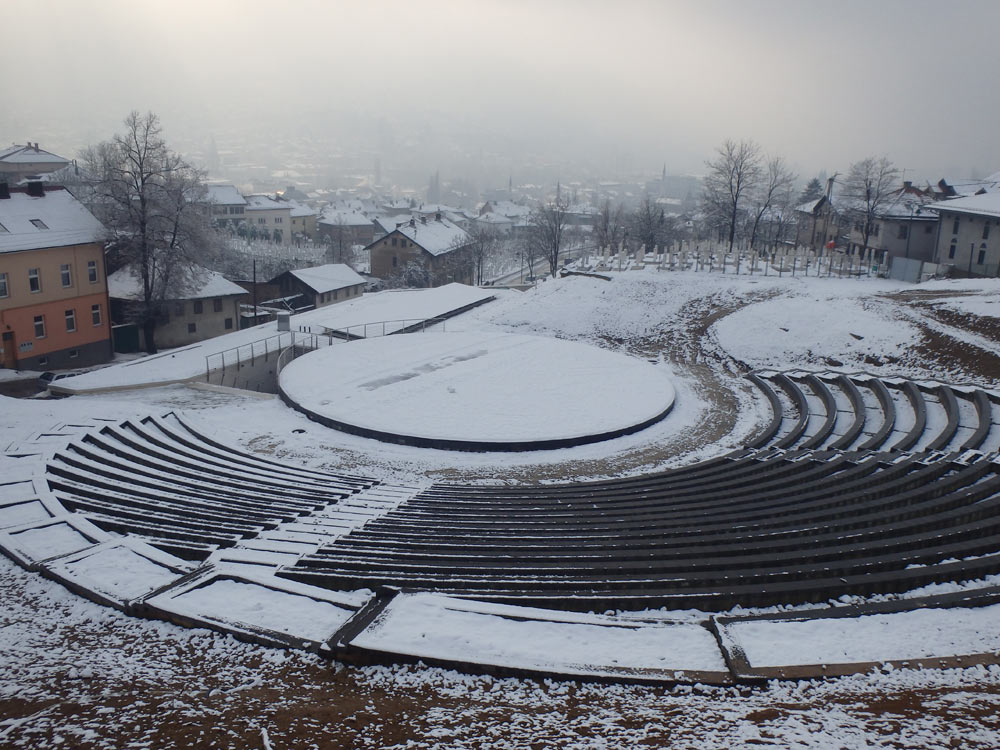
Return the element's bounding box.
[927,190,1000,218]
[0,187,105,254]
[711,283,917,371]
[394,216,470,256]
[51,283,495,392]
[351,592,727,675]
[244,194,288,211]
[279,331,675,443]
[49,543,185,601]
[164,578,358,643]
[730,604,1000,667]
[286,263,365,294]
[204,184,246,206]
[107,264,247,301]
[0,144,68,165]
[6,521,96,562]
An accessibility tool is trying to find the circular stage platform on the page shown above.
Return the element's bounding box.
[278,332,675,451]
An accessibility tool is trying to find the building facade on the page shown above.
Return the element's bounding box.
[366,215,474,287]
[0,184,113,370]
[928,192,1000,276]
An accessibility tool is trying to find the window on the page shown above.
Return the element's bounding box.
[258,217,266,225]
[953,218,960,234]
[925,225,933,234]
[213,298,222,313]
[0,272,7,298]
[30,219,49,230]
[897,225,908,240]
[949,242,957,259]
[391,237,397,247]
[986,223,992,240]
[193,300,203,314]
[65,309,76,332]
[69,350,79,359]
[60,263,72,287]
[274,217,282,224]
[187,323,196,333]
[224,317,233,330]
[33,315,45,338]
[333,290,339,301]
[87,260,98,283]
[91,304,102,326]
[38,357,48,366]
[392,255,398,267]
[28,268,41,293]
[978,249,987,265]
[174,302,184,316]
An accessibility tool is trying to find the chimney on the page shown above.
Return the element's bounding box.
[0,182,9,199]
[903,180,912,190]
[435,212,442,221]
[26,180,44,197]
[420,215,427,224]
[409,218,415,228]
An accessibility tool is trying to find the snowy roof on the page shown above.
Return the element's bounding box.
[925,191,1000,219]
[244,195,289,212]
[483,200,531,218]
[282,264,366,294]
[0,186,106,254]
[374,214,412,234]
[205,184,246,206]
[320,208,374,227]
[108,265,247,301]
[282,199,316,218]
[476,212,513,225]
[0,143,70,166]
[393,216,471,256]
[413,203,458,216]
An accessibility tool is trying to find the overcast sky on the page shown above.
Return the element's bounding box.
[3,0,997,183]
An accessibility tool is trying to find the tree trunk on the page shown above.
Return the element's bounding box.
[143,317,158,354]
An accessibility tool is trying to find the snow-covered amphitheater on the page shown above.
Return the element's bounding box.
[5,272,1000,746]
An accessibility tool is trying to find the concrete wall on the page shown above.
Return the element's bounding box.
[933,209,999,276]
[145,294,244,349]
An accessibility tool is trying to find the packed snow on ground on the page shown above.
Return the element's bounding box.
[280,332,675,442]
[732,604,1000,667]
[711,281,918,371]
[165,578,358,643]
[352,592,726,675]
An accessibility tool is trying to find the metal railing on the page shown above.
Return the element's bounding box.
[205,317,452,381]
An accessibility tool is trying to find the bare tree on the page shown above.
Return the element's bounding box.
[323,215,352,263]
[843,156,901,256]
[747,156,797,251]
[594,199,626,252]
[82,111,213,353]
[528,197,570,277]
[465,224,501,285]
[631,195,676,254]
[702,139,762,252]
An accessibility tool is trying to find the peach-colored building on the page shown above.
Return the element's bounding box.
[0,183,113,370]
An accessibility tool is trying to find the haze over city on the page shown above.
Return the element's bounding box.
[3,0,998,190]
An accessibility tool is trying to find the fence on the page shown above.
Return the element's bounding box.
[586,244,889,279]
